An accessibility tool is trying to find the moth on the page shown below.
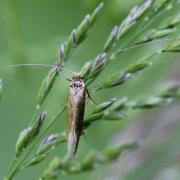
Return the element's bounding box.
[67,75,86,159]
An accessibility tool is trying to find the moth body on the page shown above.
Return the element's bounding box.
[67,75,86,159]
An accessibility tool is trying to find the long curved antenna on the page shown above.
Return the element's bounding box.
[0,63,78,84]
[0,63,76,75]
[0,63,56,70]
[114,38,172,55]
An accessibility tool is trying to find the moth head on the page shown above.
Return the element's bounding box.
[70,75,85,90]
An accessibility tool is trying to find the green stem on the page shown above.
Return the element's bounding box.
[4,157,17,180]
[29,107,39,126]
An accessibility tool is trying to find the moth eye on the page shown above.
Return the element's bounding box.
[78,82,82,87]
[73,81,82,88]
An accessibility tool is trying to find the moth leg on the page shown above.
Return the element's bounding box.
[66,78,71,81]
[85,87,97,105]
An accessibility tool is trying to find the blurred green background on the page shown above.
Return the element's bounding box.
[0,0,180,179]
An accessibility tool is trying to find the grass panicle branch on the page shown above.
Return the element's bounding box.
[120,0,179,49]
[94,53,156,91]
[3,1,180,180]
[84,84,180,128]
[11,82,180,176]
[10,83,179,177]
[136,11,180,45]
[5,106,66,180]
[41,141,137,179]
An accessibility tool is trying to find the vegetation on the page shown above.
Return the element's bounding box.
[0,0,180,179]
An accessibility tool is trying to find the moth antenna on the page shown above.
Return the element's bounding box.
[111,38,172,55]
[0,63,57,70]
[0,63,76,82]
[0,63,75,76]
[61,67,76,76]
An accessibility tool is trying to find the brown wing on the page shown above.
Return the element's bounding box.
[67,77,86,159]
